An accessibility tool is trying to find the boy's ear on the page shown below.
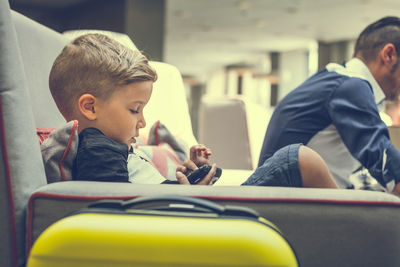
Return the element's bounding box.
[78,94,98,121]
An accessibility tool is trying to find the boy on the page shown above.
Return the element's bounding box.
[49,33,215,184]
[49,33,337,188]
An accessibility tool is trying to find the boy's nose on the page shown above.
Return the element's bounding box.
[138,117,146,129]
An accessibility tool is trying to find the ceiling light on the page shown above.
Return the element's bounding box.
[201,25,213,32]
[256,19,265,28]
[236,1,249,10]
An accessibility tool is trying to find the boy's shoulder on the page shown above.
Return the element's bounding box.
[78,127,129,155]
[74,127,130,182]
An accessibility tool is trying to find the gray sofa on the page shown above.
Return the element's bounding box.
[2,1,400,266]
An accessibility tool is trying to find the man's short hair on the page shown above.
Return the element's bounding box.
[49,33,157,119]
[354,16,400,62]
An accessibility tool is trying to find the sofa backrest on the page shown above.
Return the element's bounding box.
[0,3,53,266]
[13,12,68,129]
[146,61,197,148]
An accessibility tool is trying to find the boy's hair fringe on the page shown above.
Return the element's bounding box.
[49,33,157,119]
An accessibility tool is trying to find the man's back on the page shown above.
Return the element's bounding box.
[259,60,391,188]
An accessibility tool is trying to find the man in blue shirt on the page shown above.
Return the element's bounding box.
[260,17,400,195]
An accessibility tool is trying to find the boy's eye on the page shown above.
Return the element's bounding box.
[129,109,139,114]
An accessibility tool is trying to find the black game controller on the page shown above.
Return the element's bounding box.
[187,165,222,184]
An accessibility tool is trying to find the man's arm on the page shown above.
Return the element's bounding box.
[328,77,400,191]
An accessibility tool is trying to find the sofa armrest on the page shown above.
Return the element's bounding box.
[213,169,252,185]
[28,181,400,267]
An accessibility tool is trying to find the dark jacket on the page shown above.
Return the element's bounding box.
[73,128,130,182]
[72,127,178,184]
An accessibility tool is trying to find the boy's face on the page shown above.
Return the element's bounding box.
[94,81,153,146]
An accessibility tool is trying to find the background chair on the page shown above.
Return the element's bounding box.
[198,95,272,170]
[388,126,400,150]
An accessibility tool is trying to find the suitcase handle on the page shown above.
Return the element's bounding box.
[89,195,224,213]
[89,195,259,219]
[122,195,225,213]
[89,195,259,218]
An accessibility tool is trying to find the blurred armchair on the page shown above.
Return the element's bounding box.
[198,95,272,170]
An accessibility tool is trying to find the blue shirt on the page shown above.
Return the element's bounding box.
[259,58,400,190]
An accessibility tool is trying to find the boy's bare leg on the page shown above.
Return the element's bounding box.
[298,146,338,188]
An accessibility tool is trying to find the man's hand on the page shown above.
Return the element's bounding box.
[190,144,212,167]
[175,159,217,185]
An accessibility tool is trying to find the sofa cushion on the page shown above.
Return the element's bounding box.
[135,143,180,180]
[147,120,187,162]
[134,120,188,180]
[37,127,55,144]
[40,120,78,183]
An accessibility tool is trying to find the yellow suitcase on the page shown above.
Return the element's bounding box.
[27,196,299,267]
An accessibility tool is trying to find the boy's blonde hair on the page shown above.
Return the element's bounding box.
[49,33,157,119]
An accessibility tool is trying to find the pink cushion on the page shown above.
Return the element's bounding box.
[135,143,180,179]
[36,127,55,144]
[39,120,79,183]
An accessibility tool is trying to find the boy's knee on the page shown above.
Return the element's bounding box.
[298,145,324,176]
[298,145,337,188]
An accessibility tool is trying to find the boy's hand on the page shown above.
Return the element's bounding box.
[175,159,217,185]
[190,144,212,167]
